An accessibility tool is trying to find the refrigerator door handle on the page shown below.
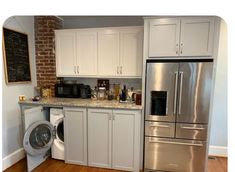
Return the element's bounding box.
[178,72,184,115]
[173,72,179,115]
[148,139,203,147]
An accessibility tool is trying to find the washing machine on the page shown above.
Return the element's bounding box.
[23,106,54,172]
[50,108,64,160]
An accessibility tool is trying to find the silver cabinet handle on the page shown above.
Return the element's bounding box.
[120,66,122,74]
[180,43,183,54]
[173,72,178,115]
[74,66,76,74]
[117,66,119,74]
[181,126,206,130]
[77,66,79,74]
[176,43,179,54]
[178,72,183,115]
[148,139,203,147]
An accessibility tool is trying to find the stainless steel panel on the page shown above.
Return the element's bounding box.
[176,123,208,140]
[177,62,213,124]
[145,62,179,122]
[144,137,207,172]
[145,121,175,138]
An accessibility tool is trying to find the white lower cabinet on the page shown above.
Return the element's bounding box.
[64,108,87,165]
[87,109,112,168]
[88,108,141,172]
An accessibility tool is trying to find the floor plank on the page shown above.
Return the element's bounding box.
[4,156,227,172]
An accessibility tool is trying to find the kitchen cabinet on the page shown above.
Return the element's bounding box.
[119,28,143,77]
[55,30,77,76]
[55,26,143,78]
[55,30,97,77]
[87,109,112,168]
[148,17,214,57]
[64,108,87,165]
[97,29,120,76]
[76,31,97,76]
[87,108,141,172]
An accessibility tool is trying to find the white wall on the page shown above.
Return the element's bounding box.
[209,19,227,156]
[2,16,36,169]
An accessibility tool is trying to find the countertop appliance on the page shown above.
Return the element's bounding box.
[144,59,213,172]
[55,83,81,98]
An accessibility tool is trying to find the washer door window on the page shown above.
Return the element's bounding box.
[56,119,64,143]
[24,121,54,156]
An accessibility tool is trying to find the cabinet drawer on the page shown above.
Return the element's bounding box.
[176,123,208,140]
[145,121,175,138]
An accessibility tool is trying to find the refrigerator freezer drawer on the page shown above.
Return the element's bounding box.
[176,123,208,141]
[145,121,175,138]
[144,137,207,172]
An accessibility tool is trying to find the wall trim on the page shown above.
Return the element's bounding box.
[2,148,25,171]
[209,145,227,157]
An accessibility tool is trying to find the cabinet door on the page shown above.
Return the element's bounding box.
[98,30,120,76]
[64,108,87,165]
[77,31,97,76]
[149,18,180,57]
[55,31,77,76]
[120,27,143,77]
[88,109,112,168]
[112,110,141,172]
[180,18,214,56]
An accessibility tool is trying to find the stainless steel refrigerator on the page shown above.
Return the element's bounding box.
[144,59,213,172]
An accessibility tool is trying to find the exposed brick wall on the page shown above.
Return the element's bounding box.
[34,16,63,96]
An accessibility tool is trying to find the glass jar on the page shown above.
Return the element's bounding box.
[98,87,106,100]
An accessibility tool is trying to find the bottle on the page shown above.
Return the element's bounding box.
[121,85,127,101]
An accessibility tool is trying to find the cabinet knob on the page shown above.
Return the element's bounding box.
[117,66,119,74]
[74,66,76,74]
[77,66,79,74]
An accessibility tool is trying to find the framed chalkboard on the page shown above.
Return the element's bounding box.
[3,27,31,84]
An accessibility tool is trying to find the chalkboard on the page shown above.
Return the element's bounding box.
[3,28,31,84]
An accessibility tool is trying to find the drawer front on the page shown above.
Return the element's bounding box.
[144,137,207,172]
[145,121,175,138]
[176,123,208,140]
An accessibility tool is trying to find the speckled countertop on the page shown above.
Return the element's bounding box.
[19,97,142,110]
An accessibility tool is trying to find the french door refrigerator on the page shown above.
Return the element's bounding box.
[144,59,213,172]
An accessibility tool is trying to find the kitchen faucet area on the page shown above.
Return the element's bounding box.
[2,15,227,172]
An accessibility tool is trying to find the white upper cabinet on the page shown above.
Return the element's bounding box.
[120,27,143,77]
[148,17,215,57]
[180,18,214,56]
[55,26,143,78]
[149,18,180,57]
[56,30,97,77]
[55,31,77,76]
[97,29,120,76]
[76,31,97,76]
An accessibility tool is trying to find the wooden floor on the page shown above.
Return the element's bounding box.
[5,156,227,172]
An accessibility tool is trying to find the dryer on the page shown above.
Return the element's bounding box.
[50,108,64,160]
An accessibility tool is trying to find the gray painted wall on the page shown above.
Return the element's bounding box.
[2,16,36,158]
[60,16,144,29]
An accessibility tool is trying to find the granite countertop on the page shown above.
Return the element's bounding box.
[19,97,142,110]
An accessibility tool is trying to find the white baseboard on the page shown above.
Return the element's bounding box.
[2,148,25,171]
[209,145,227,157]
